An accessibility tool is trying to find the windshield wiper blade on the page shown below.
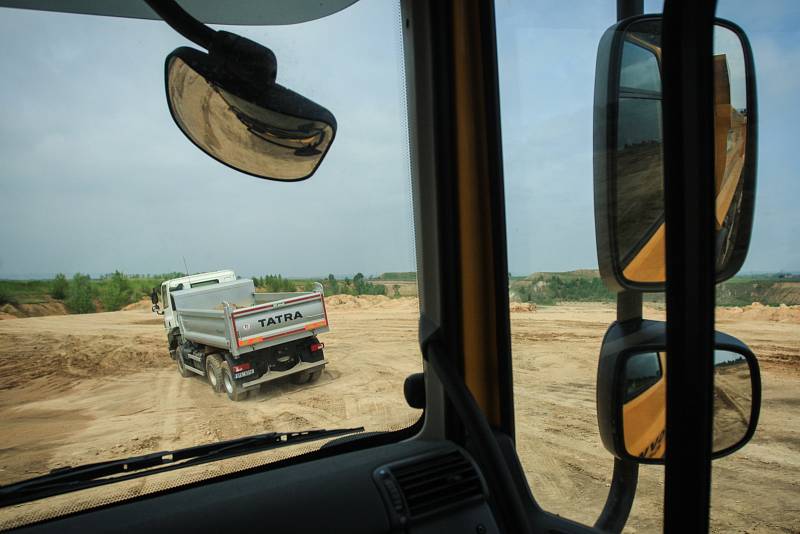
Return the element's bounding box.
[0,427,363,507]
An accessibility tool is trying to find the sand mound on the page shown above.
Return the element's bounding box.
[0,301,67,319]
[325,295,538,313]
[325,295,392,309]
[717,302,800,323]
[0,332,170,390]
[123,299,154,311]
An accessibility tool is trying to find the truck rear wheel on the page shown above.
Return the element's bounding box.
[206,354,224,393]
[291,371,311,385]
[292,366,324,385]
[221,362,249,401]
[176,347,192,378]
[307,367,324,383]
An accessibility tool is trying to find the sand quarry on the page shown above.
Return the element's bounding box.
[0,296,798,532]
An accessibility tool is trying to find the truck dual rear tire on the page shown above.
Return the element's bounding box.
[221,361,249,402]
[206,354,224,393]
[307,368,323,383]
[291,366,324,385]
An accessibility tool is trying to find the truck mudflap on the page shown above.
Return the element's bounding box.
[241,359,327,389]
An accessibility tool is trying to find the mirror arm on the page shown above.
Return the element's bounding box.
[144,0,216,50]
[597,289,641,532]
[616,290,643,324]
[594,458,639,533]
[607,3,643,521]
[617,0,644,20]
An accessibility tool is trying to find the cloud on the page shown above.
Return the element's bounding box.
[1,0,798,279]
[0,0,416,278]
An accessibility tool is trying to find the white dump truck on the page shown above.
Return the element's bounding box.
[151,270,329,401]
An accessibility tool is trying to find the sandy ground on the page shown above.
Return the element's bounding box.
[0,298,797,532]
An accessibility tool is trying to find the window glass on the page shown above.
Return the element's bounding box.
[710,1,800,532]
[496,2,626,527]
[497,1,798,532]
[0,0,420,524]
[624,351,663,402]
[615,95,664,263]
[619,41,661,93]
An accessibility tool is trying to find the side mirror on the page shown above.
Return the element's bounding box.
[596,320,761,463]
[164,32,336,182]
[150,288,159,305]
[593,16,757,291]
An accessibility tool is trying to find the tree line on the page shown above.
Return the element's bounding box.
[48,272,183,314]
[512,275,615,305]
[252,273,388,297]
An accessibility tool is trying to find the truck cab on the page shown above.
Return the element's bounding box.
[153,269,237,334]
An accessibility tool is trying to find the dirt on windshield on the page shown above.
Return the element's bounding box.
[0,298,797,532]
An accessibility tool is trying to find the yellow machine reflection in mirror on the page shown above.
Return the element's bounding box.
[621,350,753,459]
[615,24,749,284]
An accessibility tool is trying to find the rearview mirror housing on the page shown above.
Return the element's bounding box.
[164,32,337,182]
[593,16,757,292]
[596,320,761,464]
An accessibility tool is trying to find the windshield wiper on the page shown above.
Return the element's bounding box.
[0,427,363,508]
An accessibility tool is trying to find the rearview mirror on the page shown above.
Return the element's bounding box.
[596,320,761,463]
[593,16,757,291]
[164,34,336,182]
[150,288,159,305]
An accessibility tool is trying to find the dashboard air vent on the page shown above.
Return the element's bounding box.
[390,450,483,518]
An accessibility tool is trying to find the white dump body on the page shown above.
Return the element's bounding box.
[172,279,329,357]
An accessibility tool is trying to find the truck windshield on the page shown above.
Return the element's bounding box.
[0,0,421,522]
[190,280,219,288]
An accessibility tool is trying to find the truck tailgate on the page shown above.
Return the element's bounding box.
[230,292,328,352]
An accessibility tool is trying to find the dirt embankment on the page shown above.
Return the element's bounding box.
[716,301,800,323]
[0,300,67,321]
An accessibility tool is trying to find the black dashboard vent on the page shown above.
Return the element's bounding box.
[391,450,484,518]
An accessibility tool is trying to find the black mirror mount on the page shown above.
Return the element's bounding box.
[596,320,762,464]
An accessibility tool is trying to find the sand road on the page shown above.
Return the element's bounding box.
[0,297,797,532]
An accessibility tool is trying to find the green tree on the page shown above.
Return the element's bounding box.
[65,273,96,314]
[324,274,340,295]
[260,274,296,293]
[353,273,366,294]
[100,271,133,311]
[50,273,69,300]
[0,287,18,306]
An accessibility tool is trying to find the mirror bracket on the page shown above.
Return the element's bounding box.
[144,0,215,49]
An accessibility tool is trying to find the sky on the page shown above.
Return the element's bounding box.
[0,0,798,279]
[496,0,800,275]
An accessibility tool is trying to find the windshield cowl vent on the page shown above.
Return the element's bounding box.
[382,450,485,521]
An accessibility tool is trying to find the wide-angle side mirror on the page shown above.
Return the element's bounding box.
[596,320,761,464]
[593,16,757,292]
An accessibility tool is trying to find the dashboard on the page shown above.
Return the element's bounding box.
[15,440,500,534]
